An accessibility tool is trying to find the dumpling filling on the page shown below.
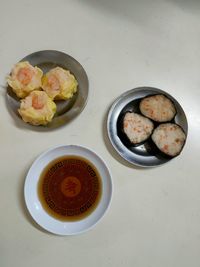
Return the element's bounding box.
[140,94,176,122]
[123,112,154,145]
[152,123,186,157]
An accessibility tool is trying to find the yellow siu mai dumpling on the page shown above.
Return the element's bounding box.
[41,67,78,100]
[18,90,56,126]
[7,61,43,98]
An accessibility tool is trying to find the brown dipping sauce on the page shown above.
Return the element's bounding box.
[38,156,102,221]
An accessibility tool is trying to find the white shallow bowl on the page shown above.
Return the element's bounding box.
[24,145,112,235]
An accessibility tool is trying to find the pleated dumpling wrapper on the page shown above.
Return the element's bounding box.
[7,61,43,98]
[41,67,78,100]
[18,90,56,125]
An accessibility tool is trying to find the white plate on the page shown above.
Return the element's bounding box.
[24,145,112,235]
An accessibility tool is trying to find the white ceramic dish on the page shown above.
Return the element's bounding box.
[24,145,112,235]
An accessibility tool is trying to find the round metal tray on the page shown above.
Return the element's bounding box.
[107,87,188,167]
[7,50,89,130]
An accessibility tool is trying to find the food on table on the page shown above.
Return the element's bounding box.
[122,112,154,145]
[151,123,186,157]
[7,61,43,98]
[18,90,56,125]
[41,67,78,100]
[139,94,176,122]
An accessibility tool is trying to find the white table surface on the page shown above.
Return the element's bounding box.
[0,0,200,266]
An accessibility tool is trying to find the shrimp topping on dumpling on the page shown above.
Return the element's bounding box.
[18,90,56,125]
[7,61,43,98]
[41,67,78,100]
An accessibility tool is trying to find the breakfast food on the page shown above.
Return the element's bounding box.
[7,61,43,98]
[7,61,80,125]
[151,123,186,157]
[139,94,176,122]
[123,112,154,145]
[18,90,56,125]
[41,67,78,100]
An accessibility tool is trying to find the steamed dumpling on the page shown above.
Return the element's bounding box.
[41,67,78,100]
[18,90,56,125]
[7,61,43,98]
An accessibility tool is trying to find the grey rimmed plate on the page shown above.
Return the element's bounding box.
[107,87,188,167]
[7,50,89,130]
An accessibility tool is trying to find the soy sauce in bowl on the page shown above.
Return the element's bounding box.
[38,156,102,221]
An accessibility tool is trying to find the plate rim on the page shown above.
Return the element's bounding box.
[24,144,113,235]
[107,86,188,167]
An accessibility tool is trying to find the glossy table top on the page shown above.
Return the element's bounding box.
[0,0,200,266]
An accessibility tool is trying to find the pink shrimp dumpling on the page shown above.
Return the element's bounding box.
[18,90,56,125]
[41,67,78,100]
[7,61,43,98]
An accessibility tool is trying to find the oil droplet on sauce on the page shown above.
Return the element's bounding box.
[38,156,102,221]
